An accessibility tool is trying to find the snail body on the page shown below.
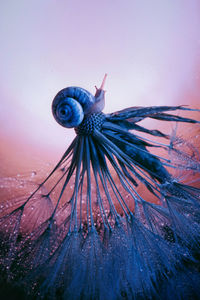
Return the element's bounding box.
[52,75,107,128]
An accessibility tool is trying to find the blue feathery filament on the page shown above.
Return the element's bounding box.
[0,76,200,299]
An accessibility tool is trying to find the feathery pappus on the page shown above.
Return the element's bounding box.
[0,74,200,299]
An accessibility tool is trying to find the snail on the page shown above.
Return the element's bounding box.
[52,74,107,128]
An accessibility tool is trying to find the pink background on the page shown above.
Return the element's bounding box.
[1,0,200,176]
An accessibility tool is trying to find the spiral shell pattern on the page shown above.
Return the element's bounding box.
[52,87,95,128]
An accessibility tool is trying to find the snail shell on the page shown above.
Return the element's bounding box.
[52,75,107,128]
[52,87,95,128]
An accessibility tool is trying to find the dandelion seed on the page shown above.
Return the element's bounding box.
[0,75,200,299]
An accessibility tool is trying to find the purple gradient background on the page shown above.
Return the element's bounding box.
[1,1,200,175]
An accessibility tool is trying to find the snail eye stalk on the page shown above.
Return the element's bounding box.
[0,77,200,299]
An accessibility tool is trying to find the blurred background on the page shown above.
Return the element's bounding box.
[0,0,200,177]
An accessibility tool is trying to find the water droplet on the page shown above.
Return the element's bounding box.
[31,171,37,178]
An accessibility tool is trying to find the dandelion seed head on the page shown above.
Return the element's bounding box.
[1,80,200,298]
